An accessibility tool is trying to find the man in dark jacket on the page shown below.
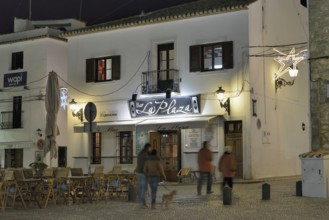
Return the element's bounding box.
[144,149,166,209]
[197,141,213,195]
[135,143,152,207]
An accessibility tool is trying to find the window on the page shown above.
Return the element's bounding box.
[119,131,133,164]
[12,51,23,70]
[86,55,120,83]
[92,132,101,164]
[157,43,174,92]
[189,41,233,72]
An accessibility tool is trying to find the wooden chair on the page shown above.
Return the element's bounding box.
[43,168,54,178]
[92,166,104,178]
[40,179,57,208]
[71,168,84,176]
[23,169,34,179]
[110,166,122,175]
[0,181,7,212]
[13,169,25,181]
[177,167,192,183]
[104,174,121,199]
[211,165,217,181]
[54,168,70,178]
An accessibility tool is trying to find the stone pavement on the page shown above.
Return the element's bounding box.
[1,177,329,220]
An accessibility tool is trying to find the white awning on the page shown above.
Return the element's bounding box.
[136,115,220,130]
[73,115,220,133]
[0,141,34,150]
[74,120,143,133]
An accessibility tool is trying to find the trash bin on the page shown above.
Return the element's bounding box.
[223,186,232,205]
[128,184,137,202]
[296,180,302,197]
[262,183,270,200]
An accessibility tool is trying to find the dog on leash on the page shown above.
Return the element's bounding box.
[162,190,177,208]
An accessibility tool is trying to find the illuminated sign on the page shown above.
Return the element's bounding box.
[4,71,27,87]
[129,95,200,118]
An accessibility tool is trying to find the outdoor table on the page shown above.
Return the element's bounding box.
[62,176,93,204]
[17,178,45,208]
[4,180,26,209]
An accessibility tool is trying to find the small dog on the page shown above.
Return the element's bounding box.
[162,190,177,208]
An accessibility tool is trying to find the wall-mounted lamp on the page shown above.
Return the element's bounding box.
[215,87,230,115]
[131,93,137,101]
[36,128,42,137]
[69,99,83,122]
[166,89,172,99]
[273,48,307,92]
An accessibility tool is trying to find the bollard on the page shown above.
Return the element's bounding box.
[296,180,302,197]
[223,186,232,205]
[128,184,137,202]
[262,183,270,200]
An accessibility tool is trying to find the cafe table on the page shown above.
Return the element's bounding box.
[17,178,47,208]
[61,176,93,204]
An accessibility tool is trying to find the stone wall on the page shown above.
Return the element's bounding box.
[309,1,329,149]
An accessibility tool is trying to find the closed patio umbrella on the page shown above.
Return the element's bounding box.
[44,71,60,159]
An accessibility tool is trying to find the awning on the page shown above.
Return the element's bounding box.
[136,115,220,130]
[74,120,143,133]
[0,141,34,150]
[73,115,220,133]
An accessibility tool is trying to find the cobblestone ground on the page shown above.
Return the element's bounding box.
[1,178,329,220]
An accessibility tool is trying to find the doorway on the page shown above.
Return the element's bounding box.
[5,149,23,168]
[58,146,67,167]
[150,130,181,182]
[224,120,243,178]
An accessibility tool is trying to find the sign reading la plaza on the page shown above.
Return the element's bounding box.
[129,95,200,118]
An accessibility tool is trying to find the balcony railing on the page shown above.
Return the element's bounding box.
[0,111,23,129]
[141,69,180,94]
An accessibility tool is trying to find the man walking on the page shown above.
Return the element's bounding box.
[135,143,152,207]
[197,141,213,195]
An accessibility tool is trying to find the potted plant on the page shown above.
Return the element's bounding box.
[29,161,48,177]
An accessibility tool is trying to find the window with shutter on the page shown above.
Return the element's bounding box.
[85,55,121,83]
[12,51,23,70]
[189,41,233,72]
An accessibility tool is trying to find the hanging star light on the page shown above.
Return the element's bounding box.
[60,88,68,110]
[273,48,307,79]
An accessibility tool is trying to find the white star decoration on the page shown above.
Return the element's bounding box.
[60,88,68,110]
[273,48,307,79]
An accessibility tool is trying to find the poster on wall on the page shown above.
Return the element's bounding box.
[184,124,218,152]
[136,130,149,155]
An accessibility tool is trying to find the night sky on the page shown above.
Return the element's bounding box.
[0,0,197,35]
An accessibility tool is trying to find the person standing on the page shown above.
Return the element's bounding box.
[219,145,237,189]
[135,143,152,208]
[144,149,166,209]
[197,141,213,195]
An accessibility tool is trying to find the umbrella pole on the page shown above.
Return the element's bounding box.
[88,132,92,176]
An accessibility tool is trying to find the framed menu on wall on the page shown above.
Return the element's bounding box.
[184,124,218,152]
[184,128,202,152]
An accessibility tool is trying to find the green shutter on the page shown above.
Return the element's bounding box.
[189,45,201,72]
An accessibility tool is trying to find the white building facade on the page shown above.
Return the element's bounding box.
[0,0,309,180]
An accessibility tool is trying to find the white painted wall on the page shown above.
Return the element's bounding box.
[66,10,249,174]
[0,38,68,168]
[248,0,310,179]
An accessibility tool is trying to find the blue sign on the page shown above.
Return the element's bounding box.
[4,71,27,88]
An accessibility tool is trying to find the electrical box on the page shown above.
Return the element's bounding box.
[300,155,329,198]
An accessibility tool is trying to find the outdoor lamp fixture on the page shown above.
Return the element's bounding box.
[131,81,149,101]
[216,87,230,115]
[273,48,307,92]
[69,99,83,122]
[166,88,172,99]
[36,128,42,137]
[131,93,137,101]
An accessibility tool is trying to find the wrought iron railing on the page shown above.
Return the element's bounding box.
[0,111,23,129]
[141,69,180,94]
